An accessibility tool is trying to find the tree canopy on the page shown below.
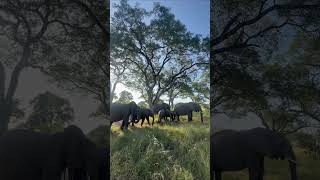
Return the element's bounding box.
[111,0,209,108]
[211,0,320,134]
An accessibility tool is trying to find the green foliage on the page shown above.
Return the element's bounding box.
[137,101,149,108]
[22,91,74,133]
[111,120,210,180]
[111,0,208,106]
[116,90,133,104]
[9,98,25,121]
[294,131,320,160]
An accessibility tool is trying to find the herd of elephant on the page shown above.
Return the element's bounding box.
[0,125,108,180]
[110,101,204,130]
[0,105,299,180]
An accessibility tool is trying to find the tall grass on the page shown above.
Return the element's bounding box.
[111,114,210,180]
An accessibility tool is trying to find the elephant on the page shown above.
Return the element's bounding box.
[158,109,175,123]
[132,107,154,126]
[211,127,297,180]
[64,147,108,180]
[152,103,171,121]
[152,103,170,114]
[0,125,107,180]
[111,101,138,130]
[174,102,203,122]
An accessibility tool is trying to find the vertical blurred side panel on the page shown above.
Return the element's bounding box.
[0,0,110,179]
[211,0,320,179]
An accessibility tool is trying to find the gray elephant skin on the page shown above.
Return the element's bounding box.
[111,101,138,130]
[211,127,297,180]
[152,103,170,114]
[64,147,108,180]
[174,102,203,122]
[158,109,175,123]
[0,125,107,180]
[133,107,154,126]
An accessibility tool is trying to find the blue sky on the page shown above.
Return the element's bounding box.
[111,0,210,103]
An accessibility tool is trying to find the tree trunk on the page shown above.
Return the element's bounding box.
[0,101,10,135]
[146,89,154,109]
[169,98,174,110]
[147,98,153,111]
[0,44,31,134]
[110,80,119,103]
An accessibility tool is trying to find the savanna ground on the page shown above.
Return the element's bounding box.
[217,137,320,180]
[111,112,210,180]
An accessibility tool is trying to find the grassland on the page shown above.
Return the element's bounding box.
[221,146,320,180]
[111,113,210,180]
[111,113,320,180]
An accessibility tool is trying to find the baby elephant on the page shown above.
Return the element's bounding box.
[158,109,175,123]
[133,108,154,126]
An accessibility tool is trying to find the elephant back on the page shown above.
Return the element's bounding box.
[152,103,170,114]
[111,102,138,122]
[174,103,191,115]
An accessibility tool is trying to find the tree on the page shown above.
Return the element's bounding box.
[111,0,208,108]
[211,0,320,133]
[32,0,110,122]
[0,0,109,135]
[116,90,133,104]
[137,101,148,108]
[20,91,74,133]
[110,58,129,102]
[0,0,61,134]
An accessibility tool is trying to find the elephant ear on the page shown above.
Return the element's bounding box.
[63,125,87,168]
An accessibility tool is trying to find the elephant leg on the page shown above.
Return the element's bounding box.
[131,119,135,126]
[122,117,129,130]
[120,120,125,130]
[214,170,221,180]
[249,165,261,180]
[152,116,154,126]
[258,157,264,180]
[141,118,145,126]
[146,117,150,125]
[125,118,129,130]
[188,112,192,122]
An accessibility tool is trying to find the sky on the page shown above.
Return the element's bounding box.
[13,69,104,134]
[111,0,210,103]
